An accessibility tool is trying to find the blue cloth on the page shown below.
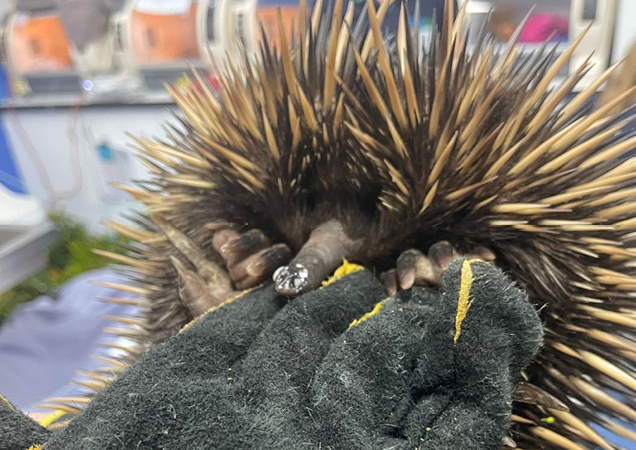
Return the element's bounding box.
[0,119,25,194]
[0,65,23,193]
[0,65,9,101]
[0,269,140,411]
[593,419,636,449]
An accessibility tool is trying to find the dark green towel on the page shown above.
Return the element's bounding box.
[1,259,543,450]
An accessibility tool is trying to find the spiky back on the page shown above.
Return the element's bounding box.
[62,0,636,448]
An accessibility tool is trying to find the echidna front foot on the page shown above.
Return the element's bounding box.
[273,220,362,296]
[156,217,238,316]
[177,226,291,315]
[382,242,496,296]
[159,217,291,317]
[212,228,292,290]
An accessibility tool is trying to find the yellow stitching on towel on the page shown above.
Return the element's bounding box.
[179,286,258,334]
[349,297,391,329]
[40,409,67,427]
[454,259,480,343]
[322,260,364,288]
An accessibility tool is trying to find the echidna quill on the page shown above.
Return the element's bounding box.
[44,0,636,448]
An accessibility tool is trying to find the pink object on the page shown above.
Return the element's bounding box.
[519,13,569,43]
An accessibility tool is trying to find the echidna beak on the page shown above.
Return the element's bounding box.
[273,264,310,296]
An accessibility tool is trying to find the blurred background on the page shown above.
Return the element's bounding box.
[0,0,633,441]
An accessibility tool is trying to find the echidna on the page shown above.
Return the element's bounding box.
[52,0,636,448]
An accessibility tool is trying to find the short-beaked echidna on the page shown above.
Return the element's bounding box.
[48,0,636,448]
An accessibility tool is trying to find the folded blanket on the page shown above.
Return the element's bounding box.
[1,259,543,450]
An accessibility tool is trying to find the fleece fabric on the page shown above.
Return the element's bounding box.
[1,259,543,450]
[0,395,49,450]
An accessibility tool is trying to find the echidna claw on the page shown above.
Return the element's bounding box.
[428,241,459,271]
[397,249,441,289]
[231,244,292,290]
[381,269,398,297]
[512,381,570,411]
[383,243,496,295]
[246,244,292,278]
[211,227,291,290]
[273,264,310,296]
[219,229,270,265]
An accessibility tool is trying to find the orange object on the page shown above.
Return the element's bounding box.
[487,6,517,43]
[256,7,299,50]
[130,4,200,65]
[12,15,73,74]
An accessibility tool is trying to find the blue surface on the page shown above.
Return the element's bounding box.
[0,65,25,194]
[593,420,635,449]
[0,118,25,194]
[0,269,139,411]
[0,65,9,101]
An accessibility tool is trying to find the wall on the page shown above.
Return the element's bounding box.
[0,2,13,17]
[613,0,636,62]
[481,0,570,16]
[1,104,177,233]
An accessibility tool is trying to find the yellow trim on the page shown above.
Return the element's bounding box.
[321,260,364,288]
[179,286,258,334]
[349,297,391,329]
[39,409,67,427]
[25,445,43,450]
[454,259,480,343]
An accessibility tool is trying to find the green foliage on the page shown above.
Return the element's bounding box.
[0,212,129,322]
